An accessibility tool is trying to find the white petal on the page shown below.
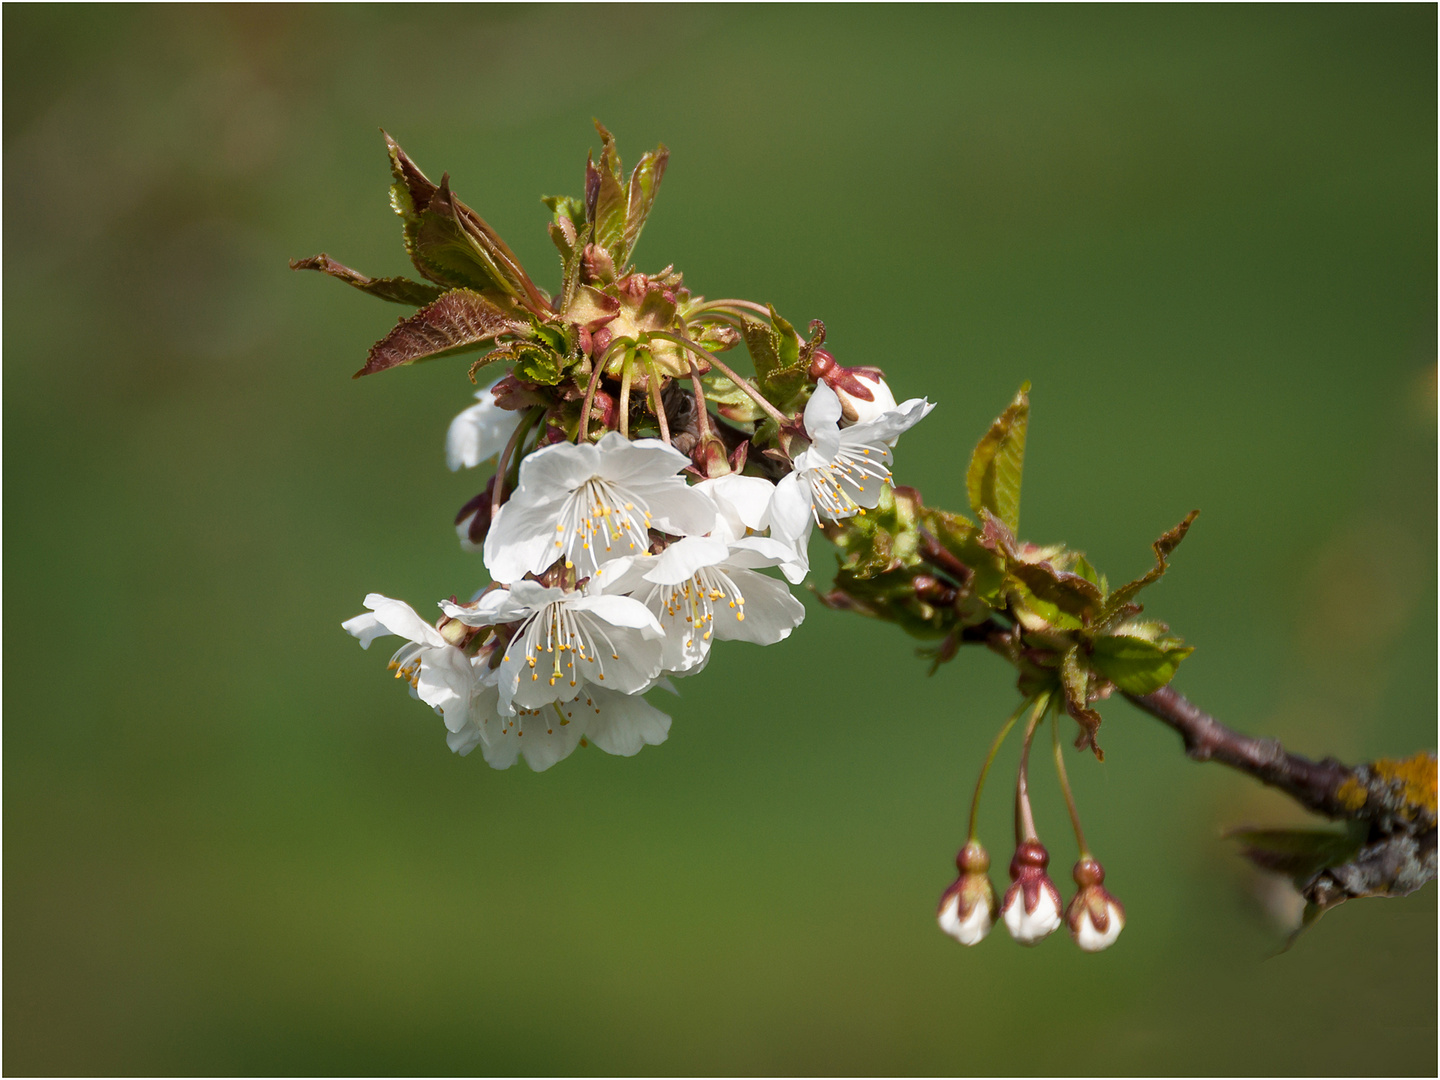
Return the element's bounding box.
[802,380,843,434]
[847,397,934,448]
[342,611,389,649]
[482,497,569,584]
[938,894,993,946]
[838,373,899,426]
[695,474,777,539]
[583,687,673,757]
[1002,886,1062,946]
[569,594,665,637]
[361,595,448,648]
[710,567,806,646]
[642,535,730,585]
[593,432,693,485]
[480,703,585,772]
[509,439,601,501]
[724,534,804,570]
[587,554,653,596]
[445,383,524,471]
[1074,901,1125,952]
[631,479,720,539]
[766,472,815,545]
[446,721,485,757]
[655,598,712,675]
[414,645,477,727]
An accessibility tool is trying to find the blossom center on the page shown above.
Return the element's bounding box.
[387,642,425,688]
[659,566,746,649]
[552,477,653,569]
[804,446,892,521]
[504,601,622,690]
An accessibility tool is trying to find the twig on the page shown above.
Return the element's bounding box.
[1124,685,1359,819]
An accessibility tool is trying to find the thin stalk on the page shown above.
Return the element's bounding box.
[687,298,773,319]
[1052,711,1090,858]
[578,340,621,444]
[618,351,633,439]
[491,406,542,514]
[967,696,1034,841]
[645,352,671,445]
[646,330,790,427]
[687,358,714,440]
[1014,692,1052,845]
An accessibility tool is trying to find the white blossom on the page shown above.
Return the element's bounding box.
[443,579,665,716]
[768,381,934,552]
[593,533,806,676]
[446,380,524,471]
[483,431,717,583]
[342,593,482,739]
[463,682,673,772]
[695,473,808,584]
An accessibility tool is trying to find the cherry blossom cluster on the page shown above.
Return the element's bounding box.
[345,372,932,772]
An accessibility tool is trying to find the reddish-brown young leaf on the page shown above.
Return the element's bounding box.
[1101,510,1200,625]
[289,254,443,307]
[355,289,529,378]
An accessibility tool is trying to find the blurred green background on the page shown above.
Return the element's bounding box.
[5,5,1435,1075]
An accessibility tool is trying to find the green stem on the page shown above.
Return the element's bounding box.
[646,330,790,427]
[618,350,634,440]
[491,406,542,514]
[578,339,623,444]
[645,352,671,445]
[1052,708,1090,858]
[687,298,772,319]
[967,696,1034,841]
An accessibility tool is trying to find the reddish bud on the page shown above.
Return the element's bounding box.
[1065,858,1126,952]
[1001,840,1063,945]
[937,841,998,946]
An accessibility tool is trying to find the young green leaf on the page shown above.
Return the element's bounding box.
[967,383,1030,534]
[587,122,629,262]
[289,254,444,307]
[621,145,669,266]
[1089,633,1193,695]
[740,317,781,382]
[1010,560,1104,624]
[355,289,530,378]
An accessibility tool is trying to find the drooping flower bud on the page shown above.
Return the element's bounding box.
[1001,840,1063,945]
[1065,857,1125,952]
[808,348,897,425]
[937,841,998,945]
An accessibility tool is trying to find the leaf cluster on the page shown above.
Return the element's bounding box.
[822,383,1199,758]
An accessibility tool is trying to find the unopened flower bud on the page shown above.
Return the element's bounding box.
[1001,840,1063,945]
[455,475,497,552]
[937,841,998,945]
[808,348,897,426]
[692,431,732,479]
[1065,857,1125,952]
[438,617,469,646]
